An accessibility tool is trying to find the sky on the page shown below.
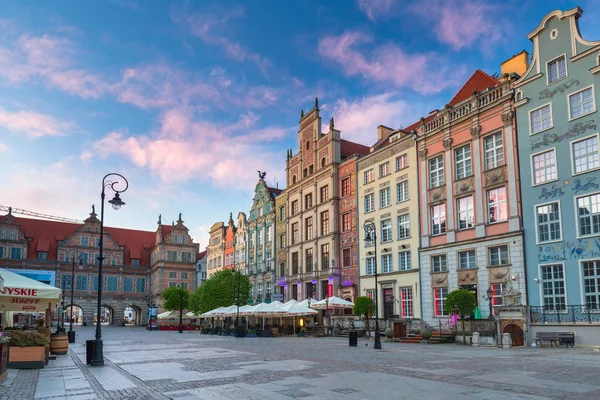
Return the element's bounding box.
[1,0,599,249]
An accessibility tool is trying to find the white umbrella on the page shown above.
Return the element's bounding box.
[278,299,298,311]
[200,306,226,318]
[0,269,62,312]
[310,296,354,310]
[157,310,192,320]
[285,303,318,316]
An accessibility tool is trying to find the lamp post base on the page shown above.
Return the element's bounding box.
[68,330,76,343]
[374,331,382,350]
[89,340,104,367]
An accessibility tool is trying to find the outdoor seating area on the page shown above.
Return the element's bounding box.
[534,331,575,348]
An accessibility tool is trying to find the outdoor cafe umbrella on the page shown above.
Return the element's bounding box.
[0,269,62,312]
[284,303,317,334]
[250,302,286,329]
[310,296,354,310]
[200,306,226,318]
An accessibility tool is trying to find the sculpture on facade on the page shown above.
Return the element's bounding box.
[257,171,267,179]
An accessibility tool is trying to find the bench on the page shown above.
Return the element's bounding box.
[535,332,575,348]
[558,332,575,348]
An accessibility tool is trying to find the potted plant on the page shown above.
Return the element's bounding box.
[384,327,395,342]
[421,329,432,343]
[8,331,49,369]
[247,329,257,338]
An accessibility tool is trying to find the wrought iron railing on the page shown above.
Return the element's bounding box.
[530,305,600,324]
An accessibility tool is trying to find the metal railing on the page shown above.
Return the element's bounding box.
[530,305,600,324]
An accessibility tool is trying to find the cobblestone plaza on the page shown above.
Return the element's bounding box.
[2,327,600,400]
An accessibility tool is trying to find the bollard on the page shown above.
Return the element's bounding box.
[502,333,512,349]
[472,332,480,347]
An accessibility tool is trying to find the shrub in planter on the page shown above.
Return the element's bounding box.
[8,331,49,369]
[384,328,394,341]
[421,329,432,341]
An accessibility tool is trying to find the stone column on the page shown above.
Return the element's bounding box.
[419,149,429,247]
[471,125,486,238]
[502,109,521,232]
[443,137,455,243]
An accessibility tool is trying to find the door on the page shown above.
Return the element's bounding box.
[383,288,394,319]
[504,324,524,347]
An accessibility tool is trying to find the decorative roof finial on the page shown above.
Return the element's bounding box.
[91,205,95,215]
[330,117,334,131]
[7,206,12,216]
[300,109,304,119]
[158,214,162,225]
[178,212,183,223]
[315,97,319,108]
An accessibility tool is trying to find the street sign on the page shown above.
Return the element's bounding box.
[271,294,283,301]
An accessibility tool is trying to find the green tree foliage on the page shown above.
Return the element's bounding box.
[445,289,477,345]
[193,269,251,314]
[353,296,374,336]
[162,285,190,312]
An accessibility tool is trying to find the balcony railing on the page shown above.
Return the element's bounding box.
[529,305,600,324]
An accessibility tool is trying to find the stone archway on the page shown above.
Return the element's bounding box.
[124,305,142,325]
[65,305,84,325]
[503,323,524,347]
[95,305,114,325]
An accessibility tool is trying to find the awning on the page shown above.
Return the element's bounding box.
[0,269,62,312]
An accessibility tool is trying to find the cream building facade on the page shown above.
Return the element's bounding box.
[207,221,225,278]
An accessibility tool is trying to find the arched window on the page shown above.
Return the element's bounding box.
[292,175,297,184]
[321,157,326,167]
[515,89,523,102]
[306,141,310,150]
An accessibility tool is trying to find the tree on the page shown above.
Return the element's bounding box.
[353,296,374,337]
[195,269,251,314]
[445,289,477,345]
[162,286,190,333]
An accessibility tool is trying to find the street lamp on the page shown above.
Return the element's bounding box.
[68,251,85,343]
[177,285,184,333]
[486,287,493,320]
[363,221,382,350]
[90,173,128,367]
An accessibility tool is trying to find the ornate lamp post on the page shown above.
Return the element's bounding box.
[177,284,184,334]
[90,173,128,367]
[363,221,382,350]
[68,250,85,343]
[486,286,498,345]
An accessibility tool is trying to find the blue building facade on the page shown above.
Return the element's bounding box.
[515,8,600,316]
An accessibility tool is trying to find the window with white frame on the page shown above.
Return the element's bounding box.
[429,156,444,188]
[532,149,558,184]
[541,264,566,310]
[455,145,472,180]
[487,187,507,224]
[569,87,595,119]
[257,229,263,246]
[379,162,390,178]
[364,169,374,184]
[266,226,272,243]
[397,214,410,239]
[366,257,375,275]
[430,204,446,235]
[457,196,474,230]
[582,260,600,309]
[366,289,376,302]
[491,282,506,306]
[432,255,447,272]
[536,202,562,242]
[577,193,600,236]
[398,251,411,271]
[547,55,567,83]
[572,136,600,174]
[381,219,392,243]
[380,187,391,208]
[400,287,413,317]
[434,287,449,316]
[484,133,504,170]
[530,104,553,134]
[365,193,375,213]
[458,250,476,270]
[396,154,408,171]
[257,282,263,298]
[489,245,509,266]
[381,254,392,273]
[397,181,409,203]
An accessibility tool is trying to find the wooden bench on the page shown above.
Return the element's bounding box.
[535,332,559,348]
[558,332,575,348]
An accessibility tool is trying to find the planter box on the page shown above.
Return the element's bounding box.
[296,333,306,337]
[8,346,45,369]
[247,334,257,338]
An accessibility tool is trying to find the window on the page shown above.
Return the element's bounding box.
[577,193,600,236]
[491,283,505,306]
[489,245,509,266]
[532,149,558,184]
[305,193,313,209]
[547,55,566,83]
[457,196,474,230]
[582,260,600,309]
[396,154,408,171]
[455,145,472,180]
[0,247,3,258]
[487,187,507,224]
[61,274,72,290]
[181,272,189,279]
[398,251,411,271]
[167,251,177,261]
[305,217,313,241]
[95,238,100,247]
[181,252,192,262]
[366,289,376,302]
[321,244,329,270]
[131,259,140,266]
[381,254,392,273]
[400,287,413,317]
[429,156,444,188]
[266,226,272,243]
[379,162,390,177]
[432,255,447,272]
[397,214,410,239]
[258,207,263,217]
[305,248,313,272]
[541,264,566,310]
[106,276,118,292]
[303,168,308,178]
[366,257,375,275]
[320,211,329,235]
[321,157,326,167]
[458,250,476,270]
[279,262,285,277]
[380,187,391,208]
[169,271,177,279]
[292,223,299,245]
[93,276,99,291]
[569,87,595,119]
[123,277,133,292]
[248,232,253,248]
[342,248,351,267]
[536,203,561,243]
[434,288,449,316]
[381,219,392,243]
[306,140,310,150]
[342,213,351,232]
[10,248,21,259]
[279,206,285,221]
[530,104,553,134]
[173,234,179,244]
[292,252,299,275]
[396,181,409,203]
[484,133,504,170]
[279,234,286,249]
[38,252,47,260]
[76,275,87,291]
[572,136,600,174]
[321,185,329,202]
[257,283,263,299]
[364,193,375,213]
[293,175,297,184]
[0,229,4,239]
[309,165,313,175]
[291,200,299,215]
[430,204,446,235]
[80,237,89,247]
[9,230,15,240]
[364,169,374,184]
[341,178,350,197]
[180,283,188,290]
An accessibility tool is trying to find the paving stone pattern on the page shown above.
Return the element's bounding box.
[1,326,599,399]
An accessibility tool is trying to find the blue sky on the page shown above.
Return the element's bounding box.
[1,0,598,248]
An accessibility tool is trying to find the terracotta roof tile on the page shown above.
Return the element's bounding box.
[448,69,500,106]
[340,139,370,158]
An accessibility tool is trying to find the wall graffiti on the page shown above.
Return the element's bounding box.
[538,78,580,100]
[572,177,599,194]
[530,120,596,151]
[538,238,600,262]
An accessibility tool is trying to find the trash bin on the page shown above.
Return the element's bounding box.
[349,331,358,347]
[68,330,76,344]
[86,340,95,365]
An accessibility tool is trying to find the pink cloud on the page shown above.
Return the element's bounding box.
[357,0,396,22]
[0,142,8,152]
[0,107,74,138]
[318,31,463,94]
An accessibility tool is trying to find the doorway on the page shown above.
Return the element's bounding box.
[503,324,524,347]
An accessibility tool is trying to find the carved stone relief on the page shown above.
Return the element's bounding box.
[483,166,506,187]
[488,266,509,283]
[454,177,474,195]
[418,149,428,158]
[501,111,514,127]
[431,273,448,287]
[428,186,447,203]
[470,126,481,139]
[458,269,478,285]
[443,137,453,150]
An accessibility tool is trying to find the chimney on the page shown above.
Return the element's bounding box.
[377,125,394,141]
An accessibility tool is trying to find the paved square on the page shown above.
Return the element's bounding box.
[1,326,599,399]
